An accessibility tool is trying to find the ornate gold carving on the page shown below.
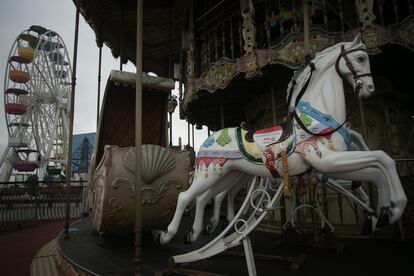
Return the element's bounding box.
[362,24,381,55]
[240,0,260,78]
[241,1,256,55]
[394,19,414,47]
[186,31,195,79]
[196,58,239,92]
[141,177,182,205]
[355,0,375,27]
[111,178,135,198]
[275,34,334,65]
[107,197,127,225]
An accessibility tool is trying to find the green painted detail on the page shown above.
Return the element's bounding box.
[235,128,263,164]
[216,128,232,147]
[299,113,313,127]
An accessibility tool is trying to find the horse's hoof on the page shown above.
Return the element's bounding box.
[376,207,391,228]
[184,208,191,216]
[203,223,213,235]
[183,230,193,244]
[152,230,162,244]
[361,216,373,235]
[351,181,362,190]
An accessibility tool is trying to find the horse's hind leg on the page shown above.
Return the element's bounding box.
[206,173,248,234]
[159,166,232,244]
[226,176,247,221]
[188,171,240,243]
[207,188,229,234]
[304,143,407,226]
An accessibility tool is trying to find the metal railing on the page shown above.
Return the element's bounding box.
[0,180,88,232]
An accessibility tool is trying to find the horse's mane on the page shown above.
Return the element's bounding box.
[286,42,350,104]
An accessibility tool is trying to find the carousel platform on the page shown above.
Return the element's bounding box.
[45,215,414,276]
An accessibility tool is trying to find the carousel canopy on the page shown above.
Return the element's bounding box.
[73,0,187,78]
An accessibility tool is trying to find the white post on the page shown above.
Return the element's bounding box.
[242,237,257,276]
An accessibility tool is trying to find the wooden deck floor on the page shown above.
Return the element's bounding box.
[57,217,414,276]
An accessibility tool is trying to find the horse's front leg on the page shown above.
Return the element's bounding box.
[304,142,407,227]
[158,164,232,244]
[188,171,240,243]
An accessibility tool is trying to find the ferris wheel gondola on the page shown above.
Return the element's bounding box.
[0,26,72,182]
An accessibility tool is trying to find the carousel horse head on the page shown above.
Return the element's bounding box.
[334,33,375,98]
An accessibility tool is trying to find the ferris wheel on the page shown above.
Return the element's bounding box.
[0,25,72,182]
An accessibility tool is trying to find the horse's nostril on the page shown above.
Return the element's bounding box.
[367,84,375,92]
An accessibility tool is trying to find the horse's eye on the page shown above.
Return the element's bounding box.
[357,56,366,63]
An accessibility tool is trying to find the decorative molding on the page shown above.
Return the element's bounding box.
[181,17,414,111]
[196,58,241,93]
[267,31,336,67]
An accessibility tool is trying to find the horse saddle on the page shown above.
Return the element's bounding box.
[236,120,294,164]
[242,120,293,145]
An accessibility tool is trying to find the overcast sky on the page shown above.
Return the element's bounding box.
[0,0,207,161]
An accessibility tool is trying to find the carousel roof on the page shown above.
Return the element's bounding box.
[73,0,187,78]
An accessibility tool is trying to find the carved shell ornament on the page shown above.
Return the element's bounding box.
[123,145,176,184]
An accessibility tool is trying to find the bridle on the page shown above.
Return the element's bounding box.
[288,44,372,138]
[335,45,372,93]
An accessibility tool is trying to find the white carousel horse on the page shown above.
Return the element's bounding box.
[204,129,371,235]
[156,34,407,244]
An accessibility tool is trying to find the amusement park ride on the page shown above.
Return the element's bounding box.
[16,0,414,275]
[0,26,72,183]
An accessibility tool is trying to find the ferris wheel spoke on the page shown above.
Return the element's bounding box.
[32,62,55,96]
[40,49,58,89]
[42,109,60,161]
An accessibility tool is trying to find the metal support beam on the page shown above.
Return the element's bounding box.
[187,121,190,146]
[270,84,287,226]
[242,237,257,276]
[192,124,195,148]
[120,3,125,71]
[97,45,102,125]
[303,0,310,55]
[134,0,144,274]
[169,112,173,147]
[220,104,225,128]
[64,3,80,239]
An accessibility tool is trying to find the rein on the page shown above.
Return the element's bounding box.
[288,45,369,138]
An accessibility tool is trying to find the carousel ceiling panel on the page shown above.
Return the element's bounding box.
[73,0,187,77]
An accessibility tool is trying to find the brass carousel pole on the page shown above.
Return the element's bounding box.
[97,44,102,124]
[64,2,80,239]
[187,122,190,146]
[134,0,143,274]
[192,124,195,148]
[303,0,310,55]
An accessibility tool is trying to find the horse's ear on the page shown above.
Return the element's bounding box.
[351,33,362,46]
